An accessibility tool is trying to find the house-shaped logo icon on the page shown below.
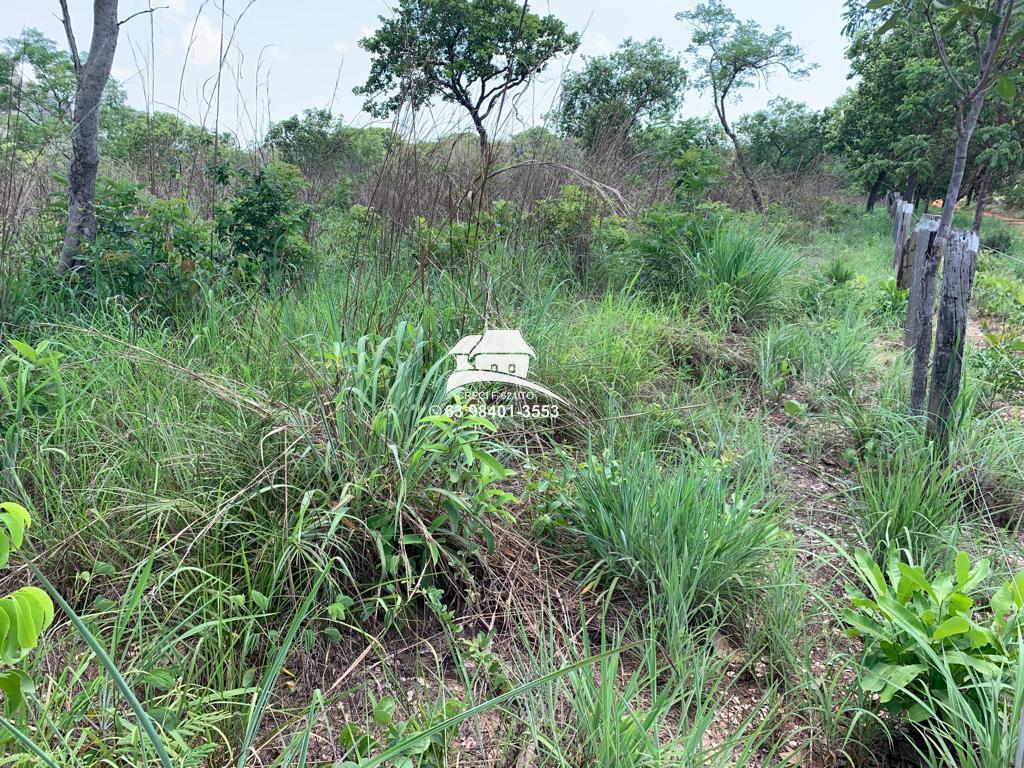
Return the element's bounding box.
[445,328,564,402]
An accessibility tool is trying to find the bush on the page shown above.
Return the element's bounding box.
[629,204,719,296]
[215,161,312,284]
[855,442,965,564]
[531,184,606,254]
[844,549,1023,729]
[755,310,873,402]
[553,443,781,636]
[973,269,1024,325]
[327,322,514,616]
[981,223,1016,256]
[971,330,1024,396]
[92,178,211,314]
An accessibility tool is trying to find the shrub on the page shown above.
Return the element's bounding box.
[844,549,1023,729]
[554,444,781,635]
[0,502,54,713]
[754,310,873,401]
[971,330,1024,396]
[326,322,514,616]
[981,223,1016,256]
[92,178,211,314]
[630,203,729,296]
[215,161,312,284]
[824,257,856,285]
[531,184,606,255]
[973,270,1024,325]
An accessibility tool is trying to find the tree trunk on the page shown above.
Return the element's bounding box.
[716,104,762,213]
[926,229,979,446]
[58,0,120,275]
[906,96,986,409]
[866,172,886,212]
[905,171,918,203]
[469,110,490,163]
[973,164,991,234]
[936,96,986,247]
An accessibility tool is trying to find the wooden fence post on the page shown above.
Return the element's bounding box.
[926,228,980,445]
[905,217,941,415]
[892,201,915,289]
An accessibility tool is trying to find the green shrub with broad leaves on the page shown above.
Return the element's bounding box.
[973,270,1024,325]
[629,203,727,296]
[91,178,211,314]
[338,694,463,767]
[215,161,312,285]
[326,322,515,621]
[0,502,54,713]
[843,549,1023,724]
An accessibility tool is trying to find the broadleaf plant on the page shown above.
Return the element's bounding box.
[0,502,54,713]
[843,548,1023,723]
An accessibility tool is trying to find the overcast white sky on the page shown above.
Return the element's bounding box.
[4,0,853,145]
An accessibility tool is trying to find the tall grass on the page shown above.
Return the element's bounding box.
[687,222,797,325]
[855,442,965,564]
[560,440,782,641]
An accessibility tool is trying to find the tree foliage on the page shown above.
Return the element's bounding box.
[678,0,814,211]
[737,98,828,174]
[355,0,579,156]
[555,38,686,150]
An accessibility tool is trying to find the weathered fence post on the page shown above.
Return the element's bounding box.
[892,200,915,289]
[885,190,898,217]
[905,216,941,415]
[926,228,980,446]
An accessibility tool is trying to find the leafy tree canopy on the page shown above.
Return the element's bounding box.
[555,37,686,150]
[736,97,828,173]
[677,0,814,211]
[355,0,579,156]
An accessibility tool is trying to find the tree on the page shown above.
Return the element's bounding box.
[829,15,953,210]
[355,0,579,160]
[266,110,391,205]
[555,38,686,150]
[678,0,814,212]
[57,0,121,275]
[872,0,1024,244]
[736,97,828,174]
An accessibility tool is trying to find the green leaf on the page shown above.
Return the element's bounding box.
[783,399,805,417]
[955,551,969,587]
[249,590,269,611]
[854,549,887,596]
[932,615,970,641]
[865,663,927,704]
[372,695,396,725]
[877,12,900,35]
[322,626,342,643]
[8,340,36,363]
[866,0,892,8]
[0,670,33,714]
[139,668,178,691]
[995,76,1016,102]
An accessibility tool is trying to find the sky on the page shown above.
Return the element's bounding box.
[4,0,854,145]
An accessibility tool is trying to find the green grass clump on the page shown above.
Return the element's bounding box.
[854,442,965,565]
[689,222,797,325]
[559,440,781,641]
